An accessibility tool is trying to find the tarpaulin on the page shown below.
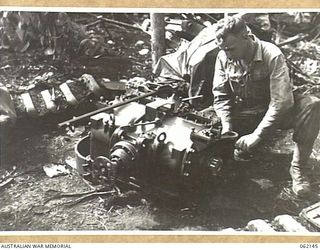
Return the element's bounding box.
[153,24,220,107]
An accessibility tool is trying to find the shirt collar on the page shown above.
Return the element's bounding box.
[251,35,263,62]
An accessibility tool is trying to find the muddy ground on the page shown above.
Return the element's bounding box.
[0,12,320,232]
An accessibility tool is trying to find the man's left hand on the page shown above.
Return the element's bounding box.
[235,133,262,152]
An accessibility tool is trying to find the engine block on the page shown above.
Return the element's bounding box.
[74,86,238,197]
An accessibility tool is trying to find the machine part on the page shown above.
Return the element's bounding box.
[145,97,175,121]
[75,135,91,174]
[58,84,173,128]
[40,89,56,112]
[300,202,320,230]
[157,132,167,143]
[110,141,139,169]
[220,131,238,141]
[21,92,37,116]
[59,82,78,106]
[123,118,161,130]
[93,156,117,187]
[109,127,126,148]
[207,155,223,176]
[81,74,103,96]
[179,148,195,191]
[71,83,240,199]
[100,80,126,91]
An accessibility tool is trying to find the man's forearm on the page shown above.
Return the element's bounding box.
[221,119,233,133]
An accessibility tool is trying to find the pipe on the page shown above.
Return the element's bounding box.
[58,85,173,128]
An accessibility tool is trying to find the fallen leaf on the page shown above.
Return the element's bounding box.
[138,48,149,55]
[251,178,274,190]
[65,157,77,170]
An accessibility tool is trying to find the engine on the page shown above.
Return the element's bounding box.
[72,83,238,198]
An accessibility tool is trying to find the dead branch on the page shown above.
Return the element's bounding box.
[0,177,14,189]
[277,33,309,47]
[63,190,116,207]
[286,58,318,85]
[89,14,145,32]
[0,166,17,182]
[44,188,115,204]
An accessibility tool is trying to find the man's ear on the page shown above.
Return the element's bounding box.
[241,31,249,40]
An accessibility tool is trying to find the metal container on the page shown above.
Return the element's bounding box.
[75,135,90,174]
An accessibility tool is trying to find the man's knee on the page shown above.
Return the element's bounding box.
[295,94,320,117]
[308,96,320,114]
[292,95,320,143]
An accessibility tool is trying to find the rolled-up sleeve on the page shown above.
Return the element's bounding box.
[212,51,233,124]
[254,53,294,137]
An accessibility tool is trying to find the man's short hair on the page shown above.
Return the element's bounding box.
[215,16,248,43]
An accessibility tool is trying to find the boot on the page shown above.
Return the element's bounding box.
[289,165,311,197]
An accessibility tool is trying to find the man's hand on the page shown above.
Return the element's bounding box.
[235,133,262,152]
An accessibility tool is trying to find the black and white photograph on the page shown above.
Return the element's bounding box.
[0,9,320,233]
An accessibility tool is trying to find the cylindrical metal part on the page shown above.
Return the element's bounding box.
[58,85,173,128]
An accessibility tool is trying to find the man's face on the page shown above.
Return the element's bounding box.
[219,33,248,60]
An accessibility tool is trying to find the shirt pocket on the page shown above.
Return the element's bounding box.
[247,64,270,102]
[250,67,269,82]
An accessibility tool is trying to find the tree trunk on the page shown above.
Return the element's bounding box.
[150,13,166,69]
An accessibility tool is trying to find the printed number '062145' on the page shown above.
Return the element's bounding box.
[300,244,318,249]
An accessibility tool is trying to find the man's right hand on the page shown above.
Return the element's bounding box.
[235,133,261,152]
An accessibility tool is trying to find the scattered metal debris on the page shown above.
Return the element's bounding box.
[300,202,320,230]
[43,164,70,178]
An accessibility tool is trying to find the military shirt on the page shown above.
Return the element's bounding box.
[212,36,294,137]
